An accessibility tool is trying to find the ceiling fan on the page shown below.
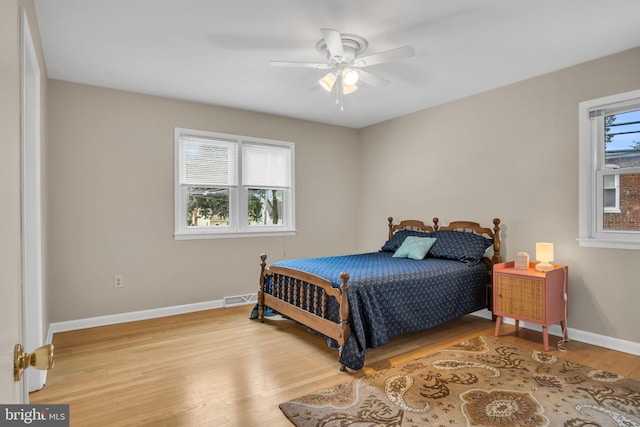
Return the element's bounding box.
[269,28,415,109]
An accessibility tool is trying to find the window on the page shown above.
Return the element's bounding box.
[174,128,295,239]
[578,89,640,250]
[603,165,620,214]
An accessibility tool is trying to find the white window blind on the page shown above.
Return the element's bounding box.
[588,101,640,119]
[179,136,238,187]
[242,142,291,188]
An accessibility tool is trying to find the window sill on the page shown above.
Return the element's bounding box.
[174,229,296,240]
[577,237,640,250]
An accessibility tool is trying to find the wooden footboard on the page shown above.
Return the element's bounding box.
[258,254,351,370]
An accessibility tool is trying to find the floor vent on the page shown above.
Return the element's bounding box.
[223,293,258,308]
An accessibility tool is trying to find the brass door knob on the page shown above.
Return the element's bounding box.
[14,343,54,381]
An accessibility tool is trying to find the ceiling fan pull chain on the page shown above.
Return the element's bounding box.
[336,74,344,111]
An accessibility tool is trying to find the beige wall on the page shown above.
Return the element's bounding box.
[46,81,360,322]
[359,47,640,344]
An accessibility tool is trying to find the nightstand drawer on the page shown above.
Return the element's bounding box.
[495,275,543,322]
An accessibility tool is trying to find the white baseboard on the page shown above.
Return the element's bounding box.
[472,309,640,357]
[47,304,638,358]
[48,299,226,338]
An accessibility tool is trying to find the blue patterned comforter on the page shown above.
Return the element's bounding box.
[271,251,488,370]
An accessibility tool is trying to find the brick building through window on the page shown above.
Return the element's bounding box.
[603,149,640,230]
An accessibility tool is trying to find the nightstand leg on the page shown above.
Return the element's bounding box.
[542,326,549,351]
[494,316,502,337]
[561,320,568,339]
[514,319,519,330]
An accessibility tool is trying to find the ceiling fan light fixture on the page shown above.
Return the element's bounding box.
[270,28,415,108]
[342,83,358,95]
[342,68,359,86]
[319,72,337,92]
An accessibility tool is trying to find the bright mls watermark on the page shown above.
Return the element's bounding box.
[1,405,69,426]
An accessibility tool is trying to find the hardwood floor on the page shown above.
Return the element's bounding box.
[30,306,640,426]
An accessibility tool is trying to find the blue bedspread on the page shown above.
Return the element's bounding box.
[270,251,487,370]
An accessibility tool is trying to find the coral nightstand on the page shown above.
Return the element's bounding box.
[493,261,568,351]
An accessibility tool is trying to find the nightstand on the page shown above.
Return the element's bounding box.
[493,261,568,351]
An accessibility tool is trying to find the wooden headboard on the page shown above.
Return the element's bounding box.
[387,217,502,268]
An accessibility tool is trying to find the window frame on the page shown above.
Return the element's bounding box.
[174,128,295,240]
[578,89,640,250]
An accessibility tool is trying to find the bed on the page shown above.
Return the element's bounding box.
[255,217,502,371]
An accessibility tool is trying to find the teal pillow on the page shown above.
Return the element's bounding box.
[392,236,438,260]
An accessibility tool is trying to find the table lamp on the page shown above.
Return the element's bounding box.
[535,242,554,272]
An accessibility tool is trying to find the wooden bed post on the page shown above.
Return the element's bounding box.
[492,219,502,264]
[258,253,267,322]
[338,271,351,372]
[387,217,394,240]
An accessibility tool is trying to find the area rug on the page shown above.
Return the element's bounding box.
[280,336,640,426]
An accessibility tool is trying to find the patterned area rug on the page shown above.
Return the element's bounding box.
[280,336,640,426]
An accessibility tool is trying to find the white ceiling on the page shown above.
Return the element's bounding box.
[34,0,640,129]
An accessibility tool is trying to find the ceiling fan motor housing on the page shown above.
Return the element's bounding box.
[316,34,368,64]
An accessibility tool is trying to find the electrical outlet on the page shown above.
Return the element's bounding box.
[114,275,124,288]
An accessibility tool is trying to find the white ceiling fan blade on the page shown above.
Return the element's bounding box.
[357,70,389,87]
[269,60,331,69]
[354,45,415,67]
[320,28,344,60]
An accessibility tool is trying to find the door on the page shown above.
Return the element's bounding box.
[0,0,25,403]
[21,7,46,394]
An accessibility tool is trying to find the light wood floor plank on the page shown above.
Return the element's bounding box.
[30,306,640,426]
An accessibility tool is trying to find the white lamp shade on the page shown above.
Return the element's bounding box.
[342,84,358,94]
[342,68,359,86]
[536,243,553,262]
[535,242,554,271]
[319,72,337,92]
